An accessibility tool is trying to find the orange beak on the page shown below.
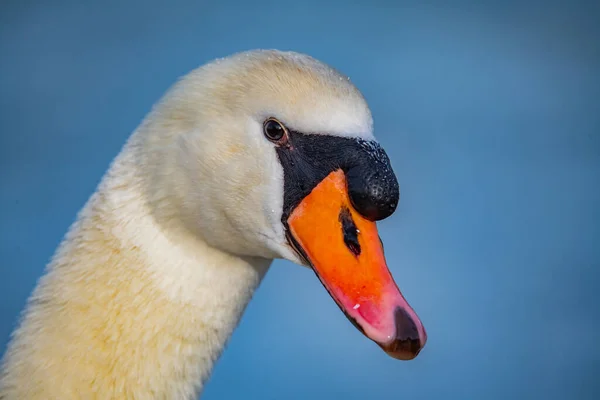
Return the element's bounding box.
[287,170,427,360]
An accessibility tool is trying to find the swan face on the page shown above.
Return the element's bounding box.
[147,50,426,360]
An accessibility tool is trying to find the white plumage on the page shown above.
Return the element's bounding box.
[0,50,375,399]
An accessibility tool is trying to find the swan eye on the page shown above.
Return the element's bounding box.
[263,118,286,142]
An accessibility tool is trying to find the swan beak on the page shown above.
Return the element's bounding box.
[287,170,427,360]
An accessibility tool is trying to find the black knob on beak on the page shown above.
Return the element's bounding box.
[346,145,399,221]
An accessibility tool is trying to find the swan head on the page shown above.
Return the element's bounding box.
[142,49,426,360]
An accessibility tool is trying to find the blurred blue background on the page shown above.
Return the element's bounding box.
[1,1,599,399]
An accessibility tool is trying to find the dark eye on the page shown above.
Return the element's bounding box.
[263,118,286,142]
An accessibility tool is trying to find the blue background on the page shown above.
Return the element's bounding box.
[1,1,599,399]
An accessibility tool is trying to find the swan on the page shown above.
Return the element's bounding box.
[0,49,427,399]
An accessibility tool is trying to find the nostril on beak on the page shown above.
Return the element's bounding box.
[380,307,425,360]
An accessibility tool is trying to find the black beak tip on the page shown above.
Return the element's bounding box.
[379,307,426,360]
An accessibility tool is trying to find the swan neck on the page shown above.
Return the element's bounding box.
[0,142,272,399]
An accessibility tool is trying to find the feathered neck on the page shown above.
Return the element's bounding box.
[0,137,271,399]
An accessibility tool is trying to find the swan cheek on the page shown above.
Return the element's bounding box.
[286,170,427,360]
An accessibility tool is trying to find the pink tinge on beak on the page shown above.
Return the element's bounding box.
[337,281,427,360]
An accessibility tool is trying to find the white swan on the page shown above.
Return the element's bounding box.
[0,49,427,399]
